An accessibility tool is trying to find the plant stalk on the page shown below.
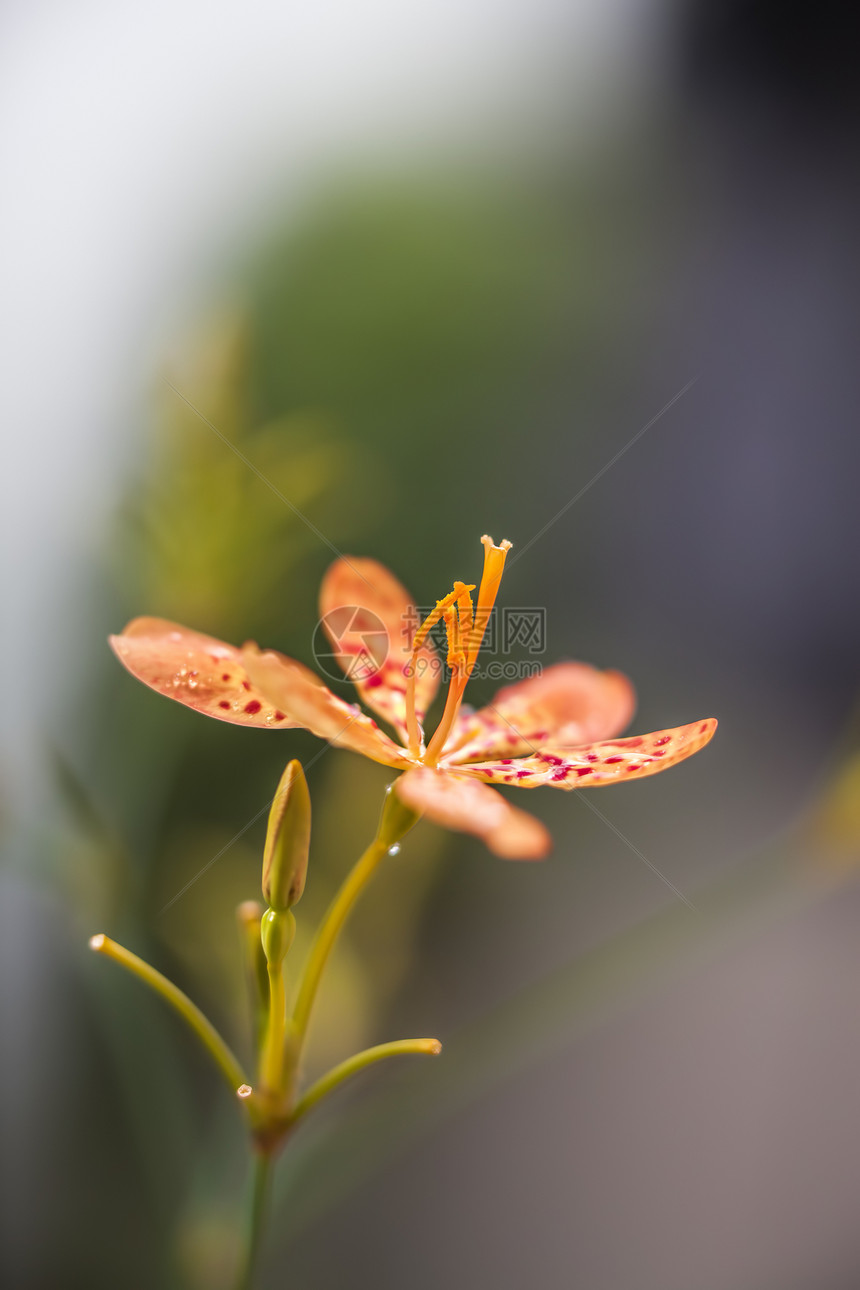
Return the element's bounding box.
[291,1037,441,1125]
[237,1150,272,1290]
[260,961,287,1094]
[290,836,389,1051]
[89,933,246,1094]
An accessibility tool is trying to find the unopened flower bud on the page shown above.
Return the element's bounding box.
[262,760,311,911]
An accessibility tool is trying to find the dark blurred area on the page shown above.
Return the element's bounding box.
[2,1,860,1287]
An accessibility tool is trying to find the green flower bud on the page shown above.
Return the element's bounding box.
[262,760,311,911]
[260,908,296,967]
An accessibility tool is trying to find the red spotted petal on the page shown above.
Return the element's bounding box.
[319,557,440,744]
[242,645,412,769]
[109,618,303,729]
[457,718,718,787]
[444,662,635,764]
[394,767,551,860]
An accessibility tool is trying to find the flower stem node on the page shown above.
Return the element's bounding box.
[260,909,296,969]
[376,782,421,850]
[262,760,311,911]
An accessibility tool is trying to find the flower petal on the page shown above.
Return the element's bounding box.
[318,557,440,744]
[109,618,414,769]
[443,662,636,764]
[457,718,717,787]
[394,767,551,860]
[242,645,412,769]
[109,618,303,728]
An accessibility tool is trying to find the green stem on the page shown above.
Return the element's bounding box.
[291,1037,442,1125]
[237,1150,272,1290]
[89,933,247,1095]
[260,961,287,1093]
[290,836,389,1051]
[289,785,420,1059]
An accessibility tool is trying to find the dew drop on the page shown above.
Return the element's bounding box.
[387,844,401,857]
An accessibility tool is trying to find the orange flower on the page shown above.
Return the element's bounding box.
[110,536,716,860]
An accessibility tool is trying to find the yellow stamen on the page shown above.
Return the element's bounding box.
[423,666,468,766]
[412,589,462,653]
[454,581,474,641]
[404,583,475,757]
[443,606,465,670]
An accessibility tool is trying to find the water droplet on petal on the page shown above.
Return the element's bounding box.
[387,844,401,857]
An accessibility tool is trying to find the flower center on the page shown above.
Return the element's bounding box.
[405,535,512,763]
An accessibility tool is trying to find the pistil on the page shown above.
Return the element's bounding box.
[466,536,512,675]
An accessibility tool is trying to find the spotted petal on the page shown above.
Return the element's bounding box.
[109,618,412,769]
[242,645,412,769]
[457,718,718,787]
[394,767,551,860]
[319,556,440,744]
[110,618,302,728]
[443,662,636,764]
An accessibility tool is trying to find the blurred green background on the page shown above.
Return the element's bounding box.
[3,3,860,1288]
